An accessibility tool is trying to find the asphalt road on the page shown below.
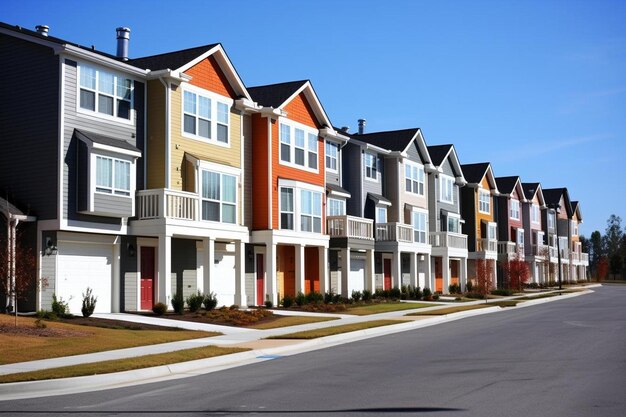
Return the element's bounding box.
[1,286,625,417]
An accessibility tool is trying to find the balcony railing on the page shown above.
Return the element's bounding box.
[430,232,467,249]
[549,246,558,259]
[581,252,589,264]
[531,244,549,256]
[137,189,198,221]
[477,238,497,252]
[571,251,580,262]
[327,216,374,240]
[376,223,414,243]
[498,241,519,255]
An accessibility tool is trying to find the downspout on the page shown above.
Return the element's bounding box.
[240,109,244,225]
[267,118,272,229]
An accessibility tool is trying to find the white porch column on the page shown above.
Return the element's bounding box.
[366,249,375,292]
[266,243,277,306]
[112,238,121,313]
[199,238,214,294]
[428,256,436,291]
[318,246,328,295]
[158,234,172,306]
[409,252,417,288]
[442,254,450,293]
[392,251,402,289]
[195,241,204,293]
[339,248,350,297]
[234,241,246,307]
[295,244,305,295]
[460,257,468,292]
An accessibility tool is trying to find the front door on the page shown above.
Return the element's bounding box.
[140,247,155,310]
[383,258,392,290]
[256,254,264,306]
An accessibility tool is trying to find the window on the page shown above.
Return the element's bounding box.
[516,228,525,247]
[405,162,425,195]
[327,198,345,216]
[440,175,454,203]
[279,122,318,171]
[183,89,231,144]
[201,170,236,223]
[412,210,428,244]
[280,187,294,230]
[488,223,497,241]
[548,212,555,229]
[535,231,545,245]
[364,153,379,180]
[376,206,387,223]
[510,199,520,220]
[79,64,132,120]
[325,141,339,172]
[95,156,130,196]
[447,215,460,234]
[300,190,322,233]
[531,204,540,223]
[478,189,490,213]
[572,220,579,236]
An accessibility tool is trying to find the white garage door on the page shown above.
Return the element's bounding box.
[212,252,235,307]
[349,257,365,293]
[57,242,113,314]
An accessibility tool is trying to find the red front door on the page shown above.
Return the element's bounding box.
[256,254,264,306]
[140,247,155,310]
[384,259,392,290]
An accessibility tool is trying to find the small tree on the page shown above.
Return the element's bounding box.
[501,251,530,292]
[538,246,556,285]
[475,259,494,302]
[597,256,609,282]
[0,237,40,326]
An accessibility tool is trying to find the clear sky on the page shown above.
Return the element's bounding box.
[3,0,625,235]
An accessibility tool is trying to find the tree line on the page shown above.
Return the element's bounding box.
[581,214,626,280]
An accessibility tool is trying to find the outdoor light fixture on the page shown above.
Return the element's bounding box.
[127,243,135,257]
[44,237,57,256]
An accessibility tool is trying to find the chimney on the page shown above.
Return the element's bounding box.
[35,25,49,36]
[358,119,366,135]
[116,27,131,61]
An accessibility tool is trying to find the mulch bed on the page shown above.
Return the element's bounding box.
[57,316,184,331]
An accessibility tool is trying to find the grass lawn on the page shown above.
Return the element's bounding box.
[267,320,402,339]
[0,315,218,365]
[0,345,248,384]
[406,304,493,316]
[248,315,338,329]
[344,302,432,316]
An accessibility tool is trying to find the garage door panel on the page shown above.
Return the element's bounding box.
[348,257,365,293]
[212,253,235,307]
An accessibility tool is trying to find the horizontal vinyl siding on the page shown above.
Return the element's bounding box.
[93,193,133,217]
[243,114,253,228]
[251,114,269,230]
[343,144,363,217]
[386,159,400,223]
[146,79,166,189]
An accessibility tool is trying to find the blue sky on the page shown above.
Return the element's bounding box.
[4,0,625,235]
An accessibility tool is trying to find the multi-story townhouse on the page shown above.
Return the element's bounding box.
[569,201,589,281]
[494,176,527,288]
[349,128,434,292]
[542,188,575,283]
[125,43,255,310]
[247,80,343,306]
[460,163,500,289]
[426,145,468,293]
[521,183,548,284]
[0,23,147,314]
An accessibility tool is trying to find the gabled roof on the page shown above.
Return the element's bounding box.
[427,144,466,183]
[74,129,140,154]
[351,128,433,166]
[571,201,583,221]
[0,196,36,222]
[495,176,526,201]
[460,162,498,192]
[543,187,573,217]
[248,80,333,129]
[521,182,546,207]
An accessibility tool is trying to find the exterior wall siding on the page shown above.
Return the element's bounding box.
[171,238,198,300]
[344,143,364,218]
[146,79,166,189]
[93,194,133,217]
[243,114,253,228]
[475,176,495,244]
[251,114,269,230]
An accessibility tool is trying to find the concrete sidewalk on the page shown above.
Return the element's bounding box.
[0,286,598,400]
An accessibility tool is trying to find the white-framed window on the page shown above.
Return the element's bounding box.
[327,198,345,216]
[534,231,545,245]
[440,175,454,204]
[478,189,490,214]
[405,162,425,195]
[516,228,525,247]
[325,141,339,172]
[548,212,556,229]
[182,87,231,144]
[279,181,323,233]
[279,121,318,171]
[412,209,428,244]
[364,152,380,181]
[488,222,498,241]
[531,204,540,224]
[376,206,387,223]
[79,63,133,120]
[510,199,520,220]
[200,170,236,223]
[447,214,460,234]
[572,220,579,236]
[95,155,131,196]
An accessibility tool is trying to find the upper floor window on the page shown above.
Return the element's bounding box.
[447,214,460,234]
[79,64,132,120]
[478,189,490,214]
[95,155,130,196]
[531,204,540,224]
[412,210,428,244]
[280,187,294,230]
[279,122,318,171]
[325,141,339,172]
[300,190,322,233]
[327,198,345,216]
[405,162,425,195]
[279,182,323,233]
[376,206,387,223]
[364,152,380,181]
[548,212,556,229]
[201,170,236,223]
[440,175,454,204]
[183,89,231,144]
[534,231,545,245]
[516,228,525,247]
[572,220,579,236]
[487,223,497,240]
[510,199,520,220]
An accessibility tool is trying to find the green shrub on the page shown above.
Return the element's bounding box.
[351,290,362,302]
[81,287,98,318]
[491,289,514,296]
[433,292,440,301]
[186,291,204,313]
[230,304,239,310]
[525,282,539,289]
[282,295,294,308]
[36,310,58,320]
[448,283,461,294]
[152,302,167,315]
[203,292,218,311]
[295,291,306,306]
[466,281,473,292]
[171,291,185,314]
[51,294,71,317]
[305,291,324,305]
[465,292,486,300]
[362,289,373,302]
[413,286,423,300]
[323,290,335,304]
[389,287,402,300]
[264,300,273,309]
[423,287,433,301]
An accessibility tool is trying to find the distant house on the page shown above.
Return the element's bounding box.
[494,176,526,287]
[521,183,548,283]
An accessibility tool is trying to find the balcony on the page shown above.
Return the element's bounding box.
[430,232,467,249]
[137,189,198,221]
[376,223,414,243]
[581,252,589,265]
[498,241,520,255]
[477,238,497,252]
[531,244,549,257]
[571,251,580,263]
[327,216,374,240]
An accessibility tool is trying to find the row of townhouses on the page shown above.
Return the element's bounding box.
[0,23,589,314]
